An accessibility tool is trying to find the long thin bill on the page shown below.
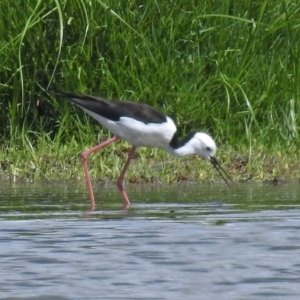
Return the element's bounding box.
[210,156,234,187]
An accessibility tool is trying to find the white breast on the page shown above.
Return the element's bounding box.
[83,107,177,148]
[117,116,176,147]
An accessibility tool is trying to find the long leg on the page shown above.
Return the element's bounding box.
[116,146,136,209]
[81,136,119,210]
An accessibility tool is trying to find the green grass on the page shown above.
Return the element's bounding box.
[1,0,300,183]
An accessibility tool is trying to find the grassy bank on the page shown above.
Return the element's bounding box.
[1,1,300,183]
[1,131,300,184]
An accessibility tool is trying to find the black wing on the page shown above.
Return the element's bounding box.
[53,91,167,124]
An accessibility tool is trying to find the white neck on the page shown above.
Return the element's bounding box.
[165,141,196,157]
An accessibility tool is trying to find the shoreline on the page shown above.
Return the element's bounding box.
[1,146,299,184]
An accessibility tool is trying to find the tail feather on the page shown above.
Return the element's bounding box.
[51,90,95,101]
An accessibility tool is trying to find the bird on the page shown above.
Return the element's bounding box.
[52,91,233,210]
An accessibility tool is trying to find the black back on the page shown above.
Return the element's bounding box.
[53,91,167,124]
[169,131,196,149]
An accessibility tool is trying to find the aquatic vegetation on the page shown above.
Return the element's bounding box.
[1,1,300,181]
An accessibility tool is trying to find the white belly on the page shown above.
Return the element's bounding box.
[117,116,176,147]
[83,108,177,148]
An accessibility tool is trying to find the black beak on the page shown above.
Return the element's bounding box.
[210,156,234,187]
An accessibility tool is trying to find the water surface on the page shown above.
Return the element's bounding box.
[1,181,300,299]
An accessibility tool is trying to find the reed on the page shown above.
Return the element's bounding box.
[1,0,300,181]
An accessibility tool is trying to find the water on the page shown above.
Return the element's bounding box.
[1,181,300,299]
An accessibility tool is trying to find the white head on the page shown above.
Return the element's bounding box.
[192,132,233,186]
[192,132,217,159]
[167,131,233,186]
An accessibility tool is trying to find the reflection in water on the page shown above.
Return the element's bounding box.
[2,181,300,218]
[1,181,300,299]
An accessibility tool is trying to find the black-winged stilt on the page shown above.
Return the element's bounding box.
[53,91,233,209]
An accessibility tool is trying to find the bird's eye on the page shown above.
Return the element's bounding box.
[206,146,211,151]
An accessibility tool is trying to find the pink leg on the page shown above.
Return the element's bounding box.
[116,146,136,210]
[81,136,119,210]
